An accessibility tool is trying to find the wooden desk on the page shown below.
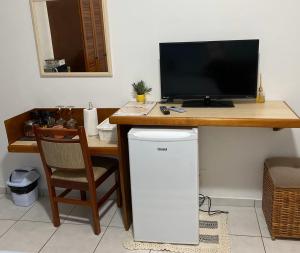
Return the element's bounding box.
[5,108,119,156]
[110,101,300,230]
[5,103,300,231]
[111,101,300,128]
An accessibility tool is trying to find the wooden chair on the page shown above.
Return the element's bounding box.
[34,126,121,235]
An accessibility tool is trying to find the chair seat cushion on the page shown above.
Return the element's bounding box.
[265,157,300,188]
[51,166,107,183]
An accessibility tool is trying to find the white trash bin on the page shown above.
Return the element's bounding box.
[7,167,40,207]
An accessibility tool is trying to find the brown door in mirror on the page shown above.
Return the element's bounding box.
[46,0,108,72]
[92,0,108,72]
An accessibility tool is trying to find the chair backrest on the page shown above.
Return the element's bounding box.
[40,140,85,169]
[34,126,92,172]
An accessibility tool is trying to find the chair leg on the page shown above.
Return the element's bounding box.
[90,189,101,235]
[80,190,87,200]
[115,170,122,208]
[48,186,60,227]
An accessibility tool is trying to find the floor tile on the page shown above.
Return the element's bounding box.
[64,199,117,226]
[109,208,124,227]
[256,207,271,238]
[0,220,57,252]
[40,223,105,253]
[94,227,149,253]
[0,194,5,199]
[230,235,265,253]
[263,237,300,253]
[216,206,261,236]
[21,197,74,223]
[0,196,32,220]
[0,220,16,237]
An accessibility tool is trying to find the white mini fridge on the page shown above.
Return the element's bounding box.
[128,128,199,245]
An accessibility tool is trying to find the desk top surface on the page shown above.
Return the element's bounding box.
[110,101,300,128]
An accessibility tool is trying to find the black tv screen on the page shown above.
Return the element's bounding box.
[160,40,259,100]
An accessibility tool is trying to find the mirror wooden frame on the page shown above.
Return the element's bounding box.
[30,0,113,77]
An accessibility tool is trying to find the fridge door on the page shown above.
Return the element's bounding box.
[128,128,199,244]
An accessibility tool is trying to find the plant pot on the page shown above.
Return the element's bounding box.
[136,94,145,103]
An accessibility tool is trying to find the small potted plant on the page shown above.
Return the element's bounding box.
[132,80,152,103]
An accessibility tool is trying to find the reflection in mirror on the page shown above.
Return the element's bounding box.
[30,0,112,76]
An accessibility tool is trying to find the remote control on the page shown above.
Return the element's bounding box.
[168,106,186,113]
[160,106,170,115]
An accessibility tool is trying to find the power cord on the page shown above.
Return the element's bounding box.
[199,194,229,216]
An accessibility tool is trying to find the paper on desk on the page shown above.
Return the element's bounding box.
[114,101,156,116]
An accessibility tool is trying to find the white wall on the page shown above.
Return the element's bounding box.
[1,0,300,199]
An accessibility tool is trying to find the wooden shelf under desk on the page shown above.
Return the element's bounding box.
[110,101,300,129]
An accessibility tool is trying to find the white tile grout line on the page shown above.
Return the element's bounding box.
[35,198,118,252]
[0,201,265,253]
[261,234,267,252]
[0,196,119,251]
[0,220,18,240]
[254,207,263,238]
[0,199,47,240]
[0,197,53,241]
[0,196,39,228]
[92,226,109,253]
[35,200,103,253]
[92,202,119,253]
[37,225,108,253]
[107,205,118,227]
[37,224,60,253]
[19,201,39,220]
[0,195,76,250]
[260,237,268,253]
[254,207,267,253]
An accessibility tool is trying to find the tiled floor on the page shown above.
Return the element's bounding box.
[0,195,299,253]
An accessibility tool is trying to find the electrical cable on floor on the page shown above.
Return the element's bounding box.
[199,194,229,216]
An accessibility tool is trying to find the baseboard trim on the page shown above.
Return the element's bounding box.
[3,187,262,207]
[202,196,262,208]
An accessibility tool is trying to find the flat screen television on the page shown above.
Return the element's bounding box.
[159,39,259,107]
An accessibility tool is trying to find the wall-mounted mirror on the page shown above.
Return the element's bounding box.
[30,0,112,77]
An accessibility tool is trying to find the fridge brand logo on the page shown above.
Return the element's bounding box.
[157,147,167,151]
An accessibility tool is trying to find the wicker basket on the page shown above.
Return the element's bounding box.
[262,157,300,240]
